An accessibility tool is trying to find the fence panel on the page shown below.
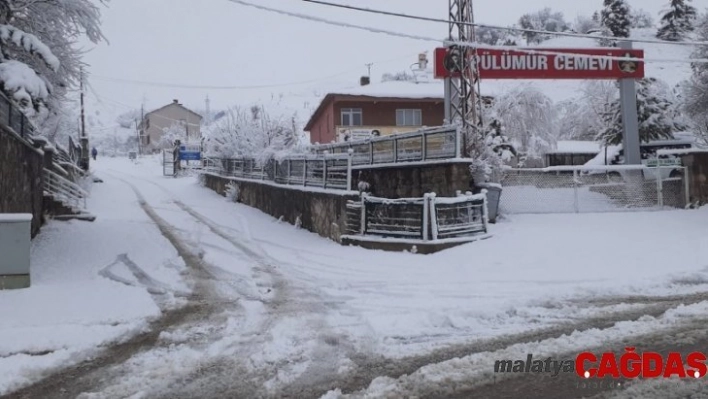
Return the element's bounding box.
[500,166,688,214]
[203,154,352,191]
[362,196,427,239]
[431,194,487,239]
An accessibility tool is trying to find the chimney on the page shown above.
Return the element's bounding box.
[360,76,370,86]
[173,99,179,104]
[418,53,428,70]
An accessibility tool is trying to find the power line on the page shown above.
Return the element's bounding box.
[301,0,708,48]
[227,0,708,64]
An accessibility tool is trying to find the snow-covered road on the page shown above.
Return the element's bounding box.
[3,155,708,398]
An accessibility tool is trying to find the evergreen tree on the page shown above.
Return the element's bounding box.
[598,78,688,145]
[601,0,631,38]
[656,0,697,41]
[682,13,708,142]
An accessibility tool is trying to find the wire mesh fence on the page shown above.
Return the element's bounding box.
[500,166,689,214]
[204,154,352,191]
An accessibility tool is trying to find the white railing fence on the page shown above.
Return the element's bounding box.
[500,165,689,214]
[43,168,89,211]
[203,153,353,191]
[312,127,461,166]
[348,192,488,241]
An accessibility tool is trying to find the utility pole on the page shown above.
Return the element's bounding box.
[446,0,482,156]
[79,67,89,170]
[365,63,373,77]
[205,95,211,125]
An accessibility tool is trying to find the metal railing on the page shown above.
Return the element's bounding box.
[349,192,488,241]
[500,165,690,214]
[0,90,35,138]
[312,127,461,167]
[43,168,89,211]
[203,153,353,191]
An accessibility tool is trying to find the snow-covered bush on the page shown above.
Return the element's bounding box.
[225,182,240,202]
[466,107,518,183]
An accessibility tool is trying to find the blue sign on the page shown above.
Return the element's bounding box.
[179,144,201,161]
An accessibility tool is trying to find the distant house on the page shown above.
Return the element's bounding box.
[304,69,446,144]
[139,99,203,151]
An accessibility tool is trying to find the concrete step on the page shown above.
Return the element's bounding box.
[52,213,96,222]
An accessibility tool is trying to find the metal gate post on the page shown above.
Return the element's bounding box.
[573,170,580,213]
[360,194,367,235]
[657,167,664,207]
[422,194,430,241]
[684,166,691,206]
[323,158,328,189]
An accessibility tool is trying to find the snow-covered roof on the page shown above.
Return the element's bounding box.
[329,80,444,100]
[547,140,601,154]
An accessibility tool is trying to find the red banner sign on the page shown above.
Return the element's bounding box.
[434,47,644,80]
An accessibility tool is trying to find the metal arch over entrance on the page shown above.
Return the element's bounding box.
[434,47,645,80]
[435,40,645,165]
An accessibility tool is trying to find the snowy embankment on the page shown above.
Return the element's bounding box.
[0,171,190,395]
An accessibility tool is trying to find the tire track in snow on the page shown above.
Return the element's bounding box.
[2,177,225,399]
[90,171,353,398]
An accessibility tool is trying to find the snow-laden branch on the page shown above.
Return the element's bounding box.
[0,24,60,71]
[0,59,49,105]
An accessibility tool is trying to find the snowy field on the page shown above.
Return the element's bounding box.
[2,155,708,396]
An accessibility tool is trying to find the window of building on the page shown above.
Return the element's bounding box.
[341,108,363,126]
[396,109,422,126]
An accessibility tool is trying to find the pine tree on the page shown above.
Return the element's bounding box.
[656,0,697,41]
[601,0,631,38]
[682,13,708,142]
[598,78,688,145]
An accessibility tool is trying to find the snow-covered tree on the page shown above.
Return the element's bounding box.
[467,117,517,183]
[598,77,688,145]
[656,0,697,41]
[475,27,520,46]
[116,109,141,129]
[682,13,708,143]
[491,86,558,159]
[557,81,618,140]
[204,105,300,160]
[518,8,569,44]
[630,9,655,28]
[574,15,602,34]
[601,0,631,38]
[0,0,107,117]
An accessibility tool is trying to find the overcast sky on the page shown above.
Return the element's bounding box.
[83,0,673,119]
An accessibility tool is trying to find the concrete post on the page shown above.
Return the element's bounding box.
[619,41,641,165]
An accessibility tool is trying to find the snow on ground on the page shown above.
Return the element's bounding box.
[0,168,190,395]
[3,155,708,396]
[102,156,708,359]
